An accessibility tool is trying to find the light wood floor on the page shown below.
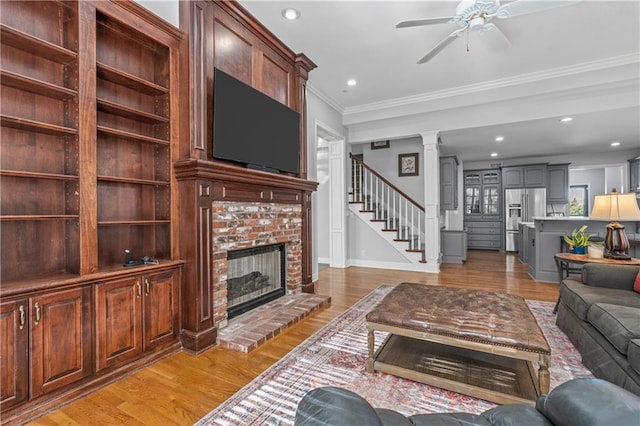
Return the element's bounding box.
[30,251,560,425]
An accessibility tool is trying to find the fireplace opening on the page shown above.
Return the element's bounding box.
[226,243,286,319]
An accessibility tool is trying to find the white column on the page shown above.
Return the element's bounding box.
[421,131,441,271]
[328,139,347,267]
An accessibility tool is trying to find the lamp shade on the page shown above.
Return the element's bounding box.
[590,190,640,221]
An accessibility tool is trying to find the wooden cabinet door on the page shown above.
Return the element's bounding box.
[143,270,179,350]
[0,300,28,410]
[547,165,569,203]
[29,287,91,398]
[524,165,546,187]
[95,277,143,372]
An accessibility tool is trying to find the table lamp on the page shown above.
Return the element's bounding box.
[590,188,640,260]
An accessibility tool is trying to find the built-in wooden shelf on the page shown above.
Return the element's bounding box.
[97,99,169,124]
[1,215,79,221]
[98,220,171,226]
[97,62,168,95]
[0,70,77,99]
[97,176,170,186]
[0,170,79,181]
[0,24,77,63]
[97,125,169,145]
[1,115,77,136]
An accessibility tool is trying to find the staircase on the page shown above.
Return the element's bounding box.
[349,154,426,264]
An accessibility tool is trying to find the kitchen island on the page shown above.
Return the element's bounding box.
[522,217,640,282]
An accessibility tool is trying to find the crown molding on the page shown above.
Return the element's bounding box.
[306,81,344,115]
[343,53,640,117]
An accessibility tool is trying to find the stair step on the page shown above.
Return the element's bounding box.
[406,249,423,253]
[394,239,410,243]
[419,260,427,264]
[381,229,398,232]
[360,210,375,213]
[370,219,386,223]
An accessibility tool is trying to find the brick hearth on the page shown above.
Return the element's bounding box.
[217,293,331,352]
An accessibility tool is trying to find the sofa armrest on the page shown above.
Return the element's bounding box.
[581,264,639,290]
[536,378,640,426]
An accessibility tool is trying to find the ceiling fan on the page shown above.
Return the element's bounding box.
[397,0,581,64]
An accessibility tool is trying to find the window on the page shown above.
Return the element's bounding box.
[569,185,589,216]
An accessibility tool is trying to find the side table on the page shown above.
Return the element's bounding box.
[552,253,640,313]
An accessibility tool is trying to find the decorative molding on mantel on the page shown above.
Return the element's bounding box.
[174,159,318,193]
[343,53,639,118]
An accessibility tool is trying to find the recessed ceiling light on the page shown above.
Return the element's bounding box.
[347,79,357,86]
[495,136,504,142]
[560,117,573,123]
[611,141,621,147]
[490,152,498,157]
[282,8,300,20]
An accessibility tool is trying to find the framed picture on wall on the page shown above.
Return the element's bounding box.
[398,153,419,177]
[370,140,390,150]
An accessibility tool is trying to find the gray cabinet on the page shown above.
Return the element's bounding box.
[466,221,502,250]
[464,169,502,220]
[440,156,458,211]
[502,164,547,188]
[629,158,640,192]
[441,229,467,263]
[547,164,570,203]
[519,223,529,264]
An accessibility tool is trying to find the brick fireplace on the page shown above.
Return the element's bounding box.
[211,201,302,328]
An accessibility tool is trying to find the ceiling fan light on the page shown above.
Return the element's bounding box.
[469,16,485,30]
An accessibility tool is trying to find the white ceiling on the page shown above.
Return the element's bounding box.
[239,0,640,162]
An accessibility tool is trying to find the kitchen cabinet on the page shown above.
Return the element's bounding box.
[440,156,458,211]
[629,158,640,192]
[519,224,529,264]
[95,269,179,372]
[464,169,502,251]
[466,221,502,250]
[441,229,467,263]
[0,287,92,411]
[547,164,570,204]
[502,164,547,188]
[464,169,502,219]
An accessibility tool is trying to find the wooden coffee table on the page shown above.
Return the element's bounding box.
[366,283,551,405]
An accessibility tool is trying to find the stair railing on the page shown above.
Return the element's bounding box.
[349,153,425,258]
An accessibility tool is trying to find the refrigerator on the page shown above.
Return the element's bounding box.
[505,188,546,252]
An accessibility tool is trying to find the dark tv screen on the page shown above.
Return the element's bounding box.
[212,68,300,174]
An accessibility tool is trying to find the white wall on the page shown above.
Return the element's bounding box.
[306,89,347,277]
[133,0,179,26]
[359,136,425,205]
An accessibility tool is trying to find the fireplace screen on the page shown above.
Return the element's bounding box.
[226,243,286,318]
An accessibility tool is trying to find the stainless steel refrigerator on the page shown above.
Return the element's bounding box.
[505,188,546,251]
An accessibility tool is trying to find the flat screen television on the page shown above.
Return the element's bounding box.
[212,68,300,175]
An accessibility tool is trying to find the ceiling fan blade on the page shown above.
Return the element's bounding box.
[396,17,456,28]
[417,27,467,64]
[478,23,512,50]
[496,0,582,19]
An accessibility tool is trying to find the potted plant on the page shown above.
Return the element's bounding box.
[563,225,590,254]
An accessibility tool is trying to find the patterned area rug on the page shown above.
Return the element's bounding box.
[196,285,593,425]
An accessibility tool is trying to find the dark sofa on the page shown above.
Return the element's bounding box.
[294,378,640,425]
[555,263,640,395]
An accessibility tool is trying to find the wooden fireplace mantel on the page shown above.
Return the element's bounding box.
[174,159,318,199]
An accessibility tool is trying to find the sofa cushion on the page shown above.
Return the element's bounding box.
[629,339,640,375]
[410,412,492,426]
[587,303,640,354]
[482,404,553,425]
[559,280,640,321]
[634,270,640,293]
